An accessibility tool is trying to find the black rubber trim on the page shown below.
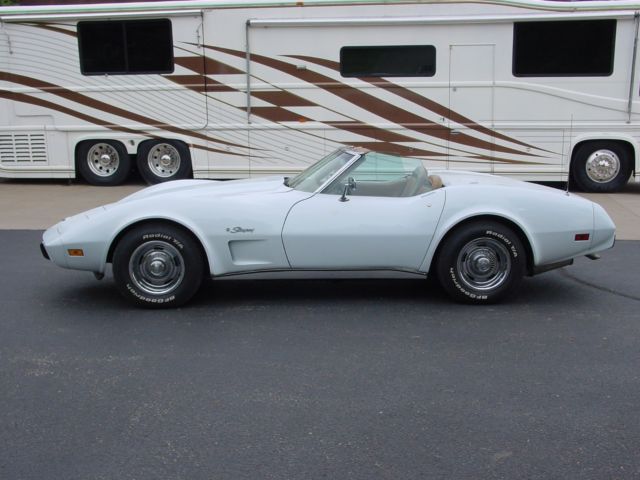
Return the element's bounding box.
[40,243,50,261]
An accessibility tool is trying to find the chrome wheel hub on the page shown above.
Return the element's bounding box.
[457,238,511,291]
[147,143,181,178]
[129,241,184,296]
[87,143,120,177]
[585,149,620,183]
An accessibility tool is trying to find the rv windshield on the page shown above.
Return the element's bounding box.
[288,150,357,193]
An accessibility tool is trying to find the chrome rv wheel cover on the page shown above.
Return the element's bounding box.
[129,241,185,295]
[87,143,120,177]
[147,143,181,178]
[585,149,620,183]
[457,238,511,291]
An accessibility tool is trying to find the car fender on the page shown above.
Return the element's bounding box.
[419,205,538,274]
[104,212,216,276]
[419,185,596,273]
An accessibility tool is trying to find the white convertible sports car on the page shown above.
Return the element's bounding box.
[41,147,615,307]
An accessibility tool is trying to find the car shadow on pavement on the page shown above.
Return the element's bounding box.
[46,267,609,318]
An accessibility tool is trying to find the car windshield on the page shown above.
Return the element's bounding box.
[288,149,357,193]
[323,151,433,197]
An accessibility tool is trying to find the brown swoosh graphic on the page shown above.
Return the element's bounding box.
[166,73,236,93]
[28,23,78,38]
[0,89,240,157]
[175,51,447,155]
[288,54,545,153]
[245,107,310,123]
[251,90,316,107]
[174,55,243,76]
[1,71,248,151]
[206,45,539,158]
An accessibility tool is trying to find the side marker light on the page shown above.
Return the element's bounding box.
[574,233,590,241]
[67,249,84,257]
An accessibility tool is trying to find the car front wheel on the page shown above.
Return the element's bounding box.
[112,224,205,308]
[436,221,525,304]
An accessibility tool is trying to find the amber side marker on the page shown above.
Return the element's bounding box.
[67,249,84,257]
[574,233,590,241]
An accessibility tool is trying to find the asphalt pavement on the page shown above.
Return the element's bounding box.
[1,230,639,479]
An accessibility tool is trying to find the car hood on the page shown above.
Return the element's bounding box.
[119,176,290,204]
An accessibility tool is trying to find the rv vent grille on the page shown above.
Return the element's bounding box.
[0,133,48,164]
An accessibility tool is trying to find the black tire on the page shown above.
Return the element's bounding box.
[435,221,525,304]
[137,140,192,185]
[571,141,632,193]
[112,223,205,308]
[76,140,131,186]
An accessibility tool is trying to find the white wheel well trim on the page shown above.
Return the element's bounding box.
[570,134,639,172]
[105,215,215,276]
[420,211,539,273]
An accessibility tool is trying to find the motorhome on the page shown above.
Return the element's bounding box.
[0,0,639,192]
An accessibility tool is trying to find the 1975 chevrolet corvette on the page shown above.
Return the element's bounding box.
[41,147,615,307]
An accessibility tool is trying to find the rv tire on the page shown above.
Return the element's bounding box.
[77,140,131,186]
[137,140,192,184]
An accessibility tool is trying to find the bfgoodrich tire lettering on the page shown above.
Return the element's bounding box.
[436,221,525,304]
[112,224,205,308]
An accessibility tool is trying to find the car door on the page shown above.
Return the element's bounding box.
[281,153,446,270]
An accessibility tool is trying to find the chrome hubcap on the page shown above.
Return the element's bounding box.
[129,241,184,296]
[87,143,120,177]
[457,238,511,291]
[585,149,620,183]
[147,143,181,178]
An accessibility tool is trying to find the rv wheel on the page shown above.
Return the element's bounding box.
[137,140,192,184]
[77,140,131,186]
[571,142,632,193]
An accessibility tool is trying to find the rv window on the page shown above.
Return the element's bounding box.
[340,45,436,77]
[513,20,615,77]
[78,19,173,75]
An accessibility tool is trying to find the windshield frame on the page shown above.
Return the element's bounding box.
[288,148,362,193]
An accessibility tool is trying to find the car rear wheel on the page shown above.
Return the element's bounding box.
[112,224,205,308]
[571,141,632,193]
[77,140,131,186]
[137,140,192,184]
[436,221,525,304]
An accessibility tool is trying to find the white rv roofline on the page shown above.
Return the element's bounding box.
[1,0,640,19]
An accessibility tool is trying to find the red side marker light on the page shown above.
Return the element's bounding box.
[574,233,590,241]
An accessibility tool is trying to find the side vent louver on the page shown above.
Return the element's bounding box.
[0,132,48,163]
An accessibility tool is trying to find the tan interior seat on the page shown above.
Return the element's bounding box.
[428,174,444,189]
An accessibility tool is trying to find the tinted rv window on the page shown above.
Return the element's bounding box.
[513,20,615,76]
[340,45,436,77]
[78,19,173,75]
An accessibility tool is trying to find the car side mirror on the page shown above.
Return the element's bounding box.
[339,177,357,202]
